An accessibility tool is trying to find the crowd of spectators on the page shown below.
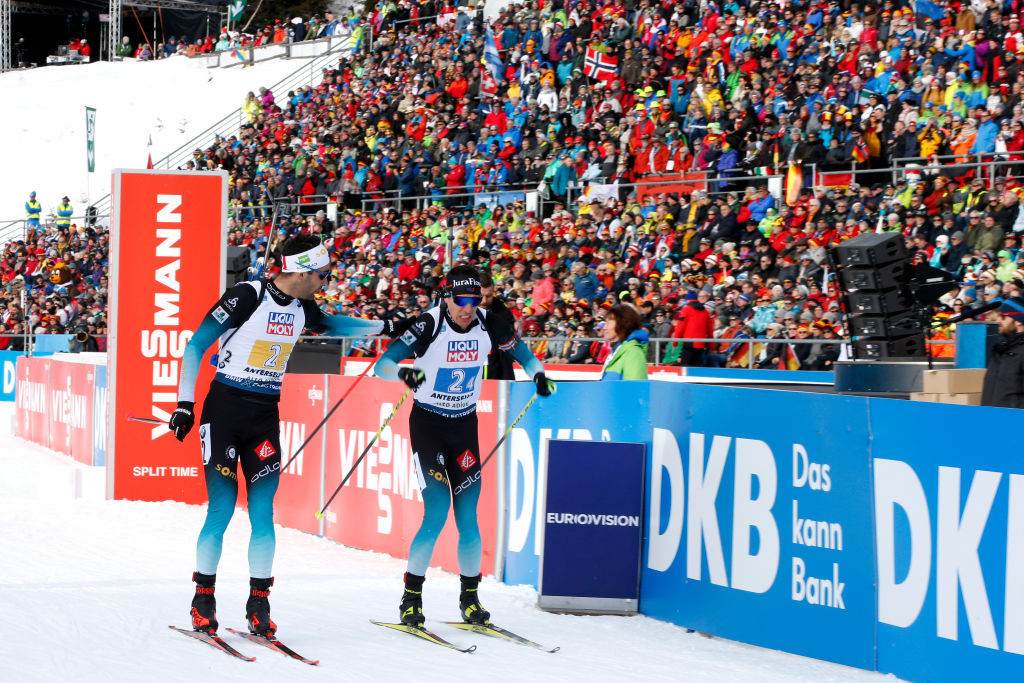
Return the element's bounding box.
[119,10,364,61]
[22,0,1024,367]
[4,191,108,348]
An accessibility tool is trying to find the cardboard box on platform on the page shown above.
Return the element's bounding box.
[940,393,983,406]
[921,369,987,395]
[910,391,982,406]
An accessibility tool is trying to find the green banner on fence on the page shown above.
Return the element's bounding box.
[228,0,247,22]
[85,106,96,173]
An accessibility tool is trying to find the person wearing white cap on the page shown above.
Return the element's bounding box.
[169,233,408,639]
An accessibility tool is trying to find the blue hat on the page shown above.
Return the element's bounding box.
[923,102,933,109]
[999,296,1024,321]
[684,291,698,302]
[972,70,982,79]
[29,191,35,197]
[937,104,948,112]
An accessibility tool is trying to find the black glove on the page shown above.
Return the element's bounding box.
[534,372,554,397]
[383,317,416,339]
[168,401,195,442]
[398,367,426,390]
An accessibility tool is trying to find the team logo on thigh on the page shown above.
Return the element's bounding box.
[199,424,211,465]
[457,449,477,472]
[226,446,237,461]
[255,440,277,460]
[437,453,445,466]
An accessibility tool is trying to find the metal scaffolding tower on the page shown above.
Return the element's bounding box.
[0,0,11,72]
[108,0,121,61]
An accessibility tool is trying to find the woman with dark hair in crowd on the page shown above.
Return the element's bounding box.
[600,303,649,380]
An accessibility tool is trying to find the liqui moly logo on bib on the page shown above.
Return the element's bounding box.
[447,339,479,362]
[267,311,295,335]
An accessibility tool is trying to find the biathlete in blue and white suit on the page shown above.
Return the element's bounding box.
[373,264,554,627]
[169,234,407,637]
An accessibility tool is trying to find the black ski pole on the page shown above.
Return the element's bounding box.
[315,387,412,520]
[281,360,374,472]
[481,390,541,469]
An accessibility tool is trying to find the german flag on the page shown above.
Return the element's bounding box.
[785,164,802,206]
[779,343,801,370]
[731,341,765,367]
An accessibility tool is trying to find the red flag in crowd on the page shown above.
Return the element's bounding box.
[815,171,853,188]
[480,69,498,96]
[584,46,618,80]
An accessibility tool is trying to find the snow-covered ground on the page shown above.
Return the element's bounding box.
[0,403,899,683]
[0,55,318,221]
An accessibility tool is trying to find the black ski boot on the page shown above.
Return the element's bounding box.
[399,572,425,627]
[245,577,277,637]
[190,572,218,633]
[459,574,490,625]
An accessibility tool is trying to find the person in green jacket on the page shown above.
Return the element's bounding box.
[600,304,649,381]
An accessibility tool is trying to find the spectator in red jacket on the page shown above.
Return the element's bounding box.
[396,254,422,282]
[671,292,714,367]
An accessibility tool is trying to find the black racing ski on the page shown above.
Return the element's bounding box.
[443,621,559,653]
[168,625,255,661]
[226,628,320,665]
[370,620,476,653]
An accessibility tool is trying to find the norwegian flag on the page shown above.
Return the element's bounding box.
[584,46,618,80]
[851,137,869,164]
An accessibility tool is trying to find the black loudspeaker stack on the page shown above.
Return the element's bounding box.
[832,233,925,360]
[226,245,250,286]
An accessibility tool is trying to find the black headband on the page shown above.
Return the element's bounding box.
[447,277,482,297]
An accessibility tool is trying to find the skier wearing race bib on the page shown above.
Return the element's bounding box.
[374,264,554,627]
[170,233,407,637]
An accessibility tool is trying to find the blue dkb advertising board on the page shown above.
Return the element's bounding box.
[504,380,1024,680]
[868,398,1024,682]
[506,382,875,669]
[539,440,645,613]
[642,383,875,670]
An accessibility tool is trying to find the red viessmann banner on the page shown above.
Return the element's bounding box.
[47,361,96,465]
[15,356,50,447]
[274,374,328,535]
[319,376,499,576]
[108,170,227,502]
